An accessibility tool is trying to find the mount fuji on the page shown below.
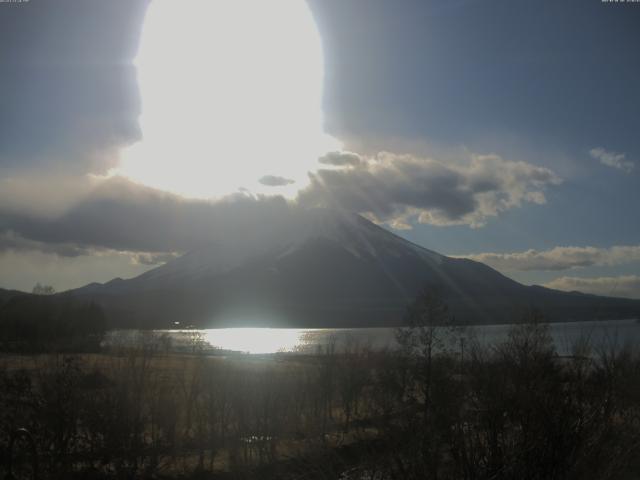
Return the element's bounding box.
[66,208,640,328]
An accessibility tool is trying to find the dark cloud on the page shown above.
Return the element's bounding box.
[318,151,362,167]
[0,176,295,253]
[0,0,147,175]
[258,175,295,187]
[298,152,562,229]
[308,0,640,163]
[0,151,561,258]
[0,229,178,269]
[0,230,93,258]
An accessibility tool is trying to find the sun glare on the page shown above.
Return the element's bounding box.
[117,0,339,199]
[203,328,305,354]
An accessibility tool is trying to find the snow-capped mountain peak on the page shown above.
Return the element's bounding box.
[132,208,443,287]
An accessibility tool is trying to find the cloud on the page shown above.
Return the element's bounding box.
[0,229,178,265]
[0,175,296,254]
[258,175,295,187]
[544,275,640,299]
[0,227,180,292]
[589,147,634,173]
[318,151,362,167]
[0,248,157,293]
[460,245,640,271]
[0,172,105,223]
[0,0,147,177]
[130,251,180,266]
[0,230,93,258]
[298,152,562,228]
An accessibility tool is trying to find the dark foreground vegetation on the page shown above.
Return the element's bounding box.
[1,291,639,479]
[0,293,106,353]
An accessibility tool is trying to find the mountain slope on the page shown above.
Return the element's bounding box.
[0,288,27,309]
[67,209,640,328]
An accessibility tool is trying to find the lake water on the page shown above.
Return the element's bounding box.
[103,318,640,356]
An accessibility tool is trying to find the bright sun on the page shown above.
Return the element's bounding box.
[117,0,340,199]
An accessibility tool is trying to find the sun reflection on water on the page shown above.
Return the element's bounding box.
[101,320,640,356]
[202,328,309,354]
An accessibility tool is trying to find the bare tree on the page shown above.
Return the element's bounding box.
[31,283,55,295]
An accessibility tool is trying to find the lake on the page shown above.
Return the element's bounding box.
[103,318,640,356]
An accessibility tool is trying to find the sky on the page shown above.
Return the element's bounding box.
[0,0,639,297]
